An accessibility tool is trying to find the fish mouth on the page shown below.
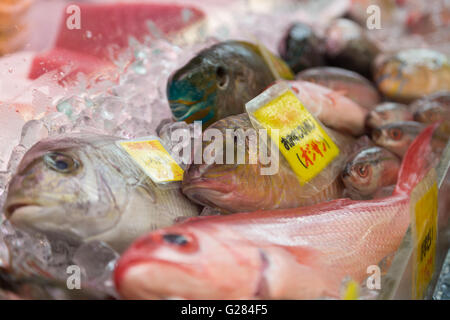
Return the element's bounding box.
[116,259,197,300]
[5,201,42,219]
[169,100,215,124]
[182,178,234,206]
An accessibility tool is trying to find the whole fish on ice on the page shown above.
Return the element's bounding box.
[4,133,200,253]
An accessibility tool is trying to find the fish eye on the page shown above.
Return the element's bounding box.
[388,128,403,140]
[43,152,79,173]
[215,66,229,89]
[163,233,189,246]
[355,164,371,178]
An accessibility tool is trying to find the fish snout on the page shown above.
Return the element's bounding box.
[366,111,382,129]
[371,128,383,142]
[341,164,351,178]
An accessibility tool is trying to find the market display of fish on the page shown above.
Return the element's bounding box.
[4,133,200,253]
[0,0,448,302]
[114,125,436,300]
[374,49,450,102]
[342,146,400,199]
[296,67,381,110]
[167,40,294,126]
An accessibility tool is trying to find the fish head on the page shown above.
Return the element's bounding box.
[167,41,277,127]
[115,225,260,299]
[371,121,425,157]
[181,114,274,213]
[366,102,412,129]
[167,54,222,126]
[342,146,400,197]
[414,103,446,124]
[4,135,133,241]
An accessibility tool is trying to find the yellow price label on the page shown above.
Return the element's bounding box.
[342,280,360,300]
[253,89,339,185]
[118,139,184,184]
[410,169,438,299]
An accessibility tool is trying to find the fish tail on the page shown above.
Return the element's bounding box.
[394,123,439,195]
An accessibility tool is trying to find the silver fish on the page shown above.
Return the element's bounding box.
[3,133,200,253]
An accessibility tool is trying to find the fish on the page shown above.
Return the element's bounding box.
[4,133,200,253]
[278,22,325,74]
[412,91,450,135]
[365,102,413,129]
[324,18,380,77]
[342,146,401,199]
[296,67,381,110]
[29,2,207,80]
[371,121,448,157]
[114,125,437,300]
[374,49,450,102]
[288,80,368,136]
[167,40,294,126]
[181,113,355,214]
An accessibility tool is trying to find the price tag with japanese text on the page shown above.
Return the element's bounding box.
[246,82,340,185]
[117,137,184,184]
[410,168,438,299]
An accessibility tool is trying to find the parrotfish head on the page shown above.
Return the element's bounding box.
[167,55,228,126]
[114,225,262,299]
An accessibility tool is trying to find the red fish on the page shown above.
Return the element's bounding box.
[29,2,205,80]
[114,124,437,300]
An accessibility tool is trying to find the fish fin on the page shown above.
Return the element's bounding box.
[394,123,439,195]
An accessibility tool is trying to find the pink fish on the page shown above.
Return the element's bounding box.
[288,80,368,136]
[114,124,437,300]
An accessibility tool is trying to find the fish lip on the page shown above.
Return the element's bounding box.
[168,100,202,121]
[116,258,194,300]
[182,178,233,196]
[5,201,41,219]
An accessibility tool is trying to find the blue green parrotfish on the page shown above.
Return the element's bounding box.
[167,40,294,126]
